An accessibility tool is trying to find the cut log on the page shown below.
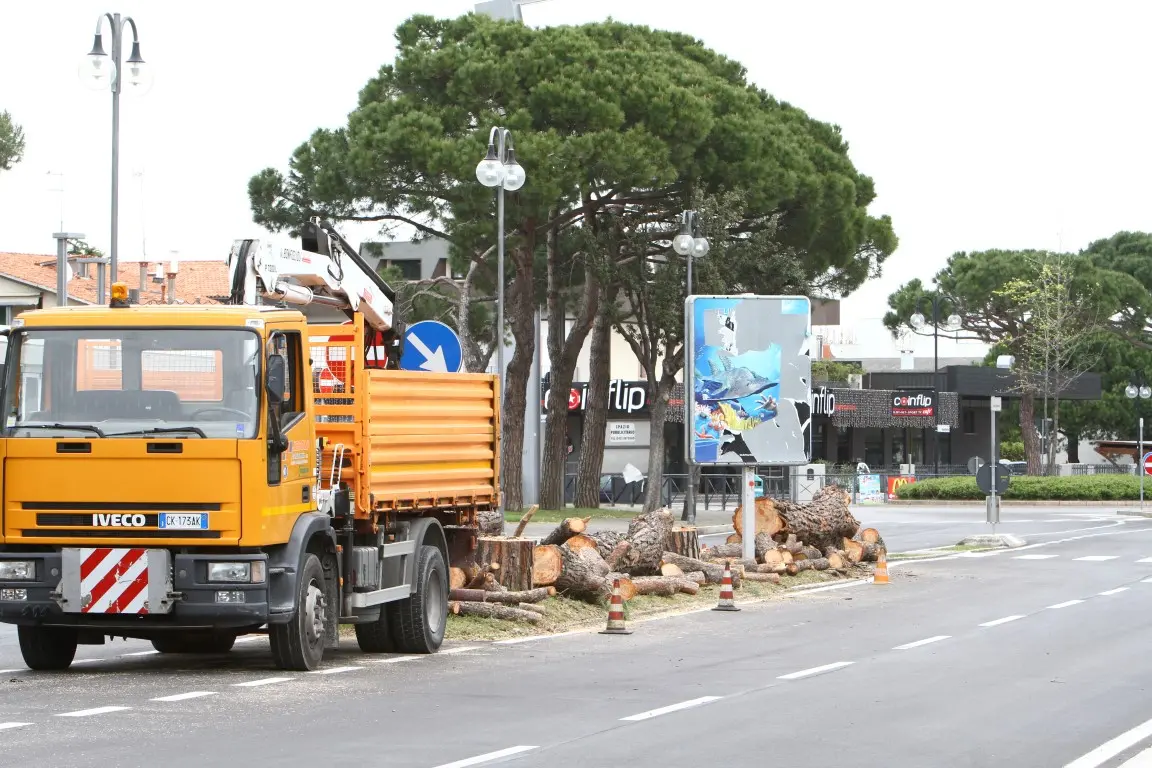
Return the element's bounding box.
[448,587,554,604]
[482,573,506,592]
[555,545,610,602]
[683,570,706,584]
[465,562,495,589]
[808,557,831,571]
[477,509,505,537]
[725,533,742,545]
[801,545,823,561]
[451,601,542,623]
[604,540,632,571]
[780,550,794,565]
[630,577,679,597]
[783,534,802,554]
[842,538,882,563]
[476,537,535,591]
[660,563,685,577]
[590,531,624,561]
[786,560,815,575]
[517,602,547,615]
[565,533,599,553]
[772,486,861,551]
[701,543,743,560]
[660,552,724,584]
[754,533,776,562]
[731,496,786,539]
[540,517,591,546]
[742,572,781,584]
[827,552,847,570]
[856,528,887,555]
[666,527,702,560]
[606,574,638,602]
[532,544,564,586]
[618,508,675,575]
[511,504,539,539]
[762,549,785,568]
[449,567,467,591]
[756,562,787,574]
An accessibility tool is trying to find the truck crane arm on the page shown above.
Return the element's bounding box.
[227,219,403,367]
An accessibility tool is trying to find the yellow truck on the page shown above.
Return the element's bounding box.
[0,220,500,671]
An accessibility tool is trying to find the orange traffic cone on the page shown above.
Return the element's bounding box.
[873,552,890,585]
[599,578,633,635]
[712,560,740,612]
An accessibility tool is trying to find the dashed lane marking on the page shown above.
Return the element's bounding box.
[893,635,950,650]
[232,677,293,688]
[979,615,1025,627]
[151,691,216,702]
[1138,558,1152,564]
[0,722,31,731]
[1074,556,1119,562]
[309,666,362,675]
[56,706,131,718]
[431,746,539,767]
[1099,587,1130,596]
[439,646,481,655]
[1048,600,1085,609]
[1015,554,1058,560]
[368,655,421,664]
[619,696,724,721]
[777,661,854,680]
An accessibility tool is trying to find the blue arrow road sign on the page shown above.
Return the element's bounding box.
[400,320,463,373]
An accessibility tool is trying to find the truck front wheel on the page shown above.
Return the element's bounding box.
[390,545,447,654]
[270,553,327,671]
[18,626,78,671]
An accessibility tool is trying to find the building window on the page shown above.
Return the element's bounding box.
[386,259,422,280]
[962,408,977,434]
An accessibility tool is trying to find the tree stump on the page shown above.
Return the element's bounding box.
[476,537,535,591]
[665,527,701,560]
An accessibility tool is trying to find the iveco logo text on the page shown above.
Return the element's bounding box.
[92,514,147,527]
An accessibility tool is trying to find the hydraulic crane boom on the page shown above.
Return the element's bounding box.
[226,218,404,366]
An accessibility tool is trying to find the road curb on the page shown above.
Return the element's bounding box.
[1118,510,1152,518]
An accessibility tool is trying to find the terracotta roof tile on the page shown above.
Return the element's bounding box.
[0,253,230,305]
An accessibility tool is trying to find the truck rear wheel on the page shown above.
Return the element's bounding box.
[270,553,327,671]
[151,633,236,654]
[18,626,78,671]
[390,544,447,654]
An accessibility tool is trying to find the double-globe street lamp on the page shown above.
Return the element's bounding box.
[674,210,709,523]
[909,294,961,476]
[476,127,526,509]
[1126,381,1152,508]
[79,12,153,304]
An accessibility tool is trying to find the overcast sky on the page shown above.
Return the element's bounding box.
[2,0,1150,323]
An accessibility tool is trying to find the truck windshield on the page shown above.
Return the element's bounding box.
[2,327,261,439]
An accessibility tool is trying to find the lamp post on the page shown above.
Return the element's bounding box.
[673,210,710,523]
[1126,381,1151,510]
[909,295,961,476]
[476,127,526,509]
[79,12,152,304]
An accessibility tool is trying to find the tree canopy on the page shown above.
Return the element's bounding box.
[0,110,25,172]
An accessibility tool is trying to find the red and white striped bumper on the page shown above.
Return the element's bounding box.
[60,548,173,615]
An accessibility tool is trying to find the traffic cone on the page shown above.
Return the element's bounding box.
[873,552,890,585]
[712,560,740,612]
[599,578,632,635]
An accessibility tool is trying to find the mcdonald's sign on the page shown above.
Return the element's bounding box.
[887,475,916,500]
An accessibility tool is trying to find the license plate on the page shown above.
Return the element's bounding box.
[158,513,208,530]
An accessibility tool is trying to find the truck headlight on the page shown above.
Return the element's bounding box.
[207,561,265,584]
[0,561,35,581]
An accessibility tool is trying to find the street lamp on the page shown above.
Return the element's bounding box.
[476,126,526,509]
[908,294,961,476]
[1126,381,1151,509]
[675,209,709,524]
[79,12,152,304]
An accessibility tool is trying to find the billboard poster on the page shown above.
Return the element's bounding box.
[857,474,885,504]
[686,295,812,466]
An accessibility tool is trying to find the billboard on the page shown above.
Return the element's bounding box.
[686,295,812,466]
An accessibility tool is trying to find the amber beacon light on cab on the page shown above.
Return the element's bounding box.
[0,219,500,672]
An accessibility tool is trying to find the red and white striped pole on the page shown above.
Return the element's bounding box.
[599,578,633,635]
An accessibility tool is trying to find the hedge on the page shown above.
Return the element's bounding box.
[894,474,1142,501]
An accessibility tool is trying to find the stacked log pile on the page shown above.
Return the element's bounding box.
[447,485,886,625]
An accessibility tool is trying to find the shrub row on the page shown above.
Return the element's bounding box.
[894,474,1142,501]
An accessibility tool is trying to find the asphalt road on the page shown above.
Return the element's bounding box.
[6,509,1152,766]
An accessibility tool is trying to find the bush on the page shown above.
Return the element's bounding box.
[895,474,1142,501]
[999,441,1025,461]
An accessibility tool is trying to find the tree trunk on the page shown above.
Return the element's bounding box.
[1066,427,1081,463]
[1048,395,1062,473]
[540,517,590,546]
[642,374,677,513]
[774,486,861,551]
[554,544,612,602]
[451,601,543,623]
[477,510,504,537]
[447,586,554,604]
[574,305,613,508]
[475,537,535,591]
[1020,392,1042,475]
[665,528,701,560]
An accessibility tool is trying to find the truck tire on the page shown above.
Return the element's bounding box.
[354,606,397,653]
[270,553,326,671]
[18,626,78,671]
[390,544,447,654]
[151,633,237,654]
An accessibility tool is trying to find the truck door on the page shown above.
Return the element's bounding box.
[265,330,315,526]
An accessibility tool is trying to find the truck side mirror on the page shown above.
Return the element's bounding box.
[266,355,287,405]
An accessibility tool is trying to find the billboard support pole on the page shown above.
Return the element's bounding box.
[741,466,756,562]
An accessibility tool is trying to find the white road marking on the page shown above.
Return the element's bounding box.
[56,706,131,718]
[1048,600,1084,609]
[1015,554,1058,560]
[232,677,294,687]
[1074,556,1119,562]
[960,551,1002,558]
[309,666,362,675]
[1143,577,1152,584]
[778,661,855,680]
[151,691,216,702]
[0,669,19,675]
[1138,558,1152,564]
[494,631,584,645]
[0,722,31,731]
[1119,746,1152,767]
[1063,713,1152,767]
[369,655,421,664]
[979,615,1024,627]
[619,696,723,721]
[1100,587,1130,596]
[431,745,539,767]
[70,658,99,665]
[893,635,950,650]
[233,636,263,643]
[439,646,481,655]
[123,650,160,657]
